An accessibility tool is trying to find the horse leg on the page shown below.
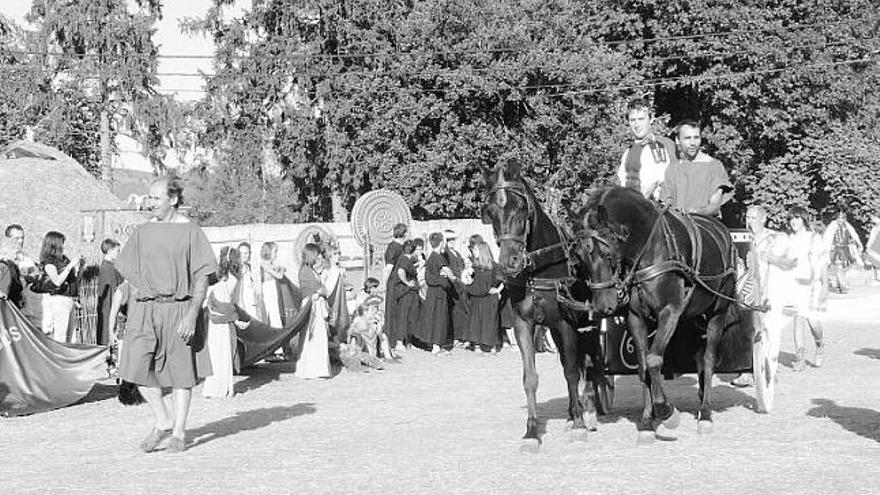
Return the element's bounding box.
[551,324,589,441]
[584,327,611,418]
[514,316,541,452]
[627,312,655,442]
[698,308,727,434]
[647,305,685,432]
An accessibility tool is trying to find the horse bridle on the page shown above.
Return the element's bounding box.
[489,180,568,275]
[581,228,631,304]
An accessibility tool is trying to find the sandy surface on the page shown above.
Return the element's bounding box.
[2,284,879,495]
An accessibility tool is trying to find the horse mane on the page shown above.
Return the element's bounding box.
[584,186,655,229]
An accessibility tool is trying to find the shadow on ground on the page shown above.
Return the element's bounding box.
[188,403,317,449]
[234,365,285,395]
[807,399,880,443]
[75,382,119,406]
[536,375,756,428]
[854,348,880,360]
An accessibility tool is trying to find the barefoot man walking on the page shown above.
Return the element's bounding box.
[116,176,218,453]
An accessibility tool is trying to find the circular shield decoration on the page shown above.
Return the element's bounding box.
[350,189,411,247]
[292,225,337,267]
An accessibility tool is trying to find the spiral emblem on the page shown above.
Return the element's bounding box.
[350,189,411,247]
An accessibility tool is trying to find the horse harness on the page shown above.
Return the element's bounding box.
[586,202,738,309]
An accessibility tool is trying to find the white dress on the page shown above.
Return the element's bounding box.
[237,265,261,319]
[261,268,283,328]
[295,271,333,379]
[203,276,237,398]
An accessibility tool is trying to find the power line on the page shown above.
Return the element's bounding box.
[2,18,872,63]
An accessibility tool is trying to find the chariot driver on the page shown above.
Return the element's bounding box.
[661,119,733,217]
[617,98,676,200]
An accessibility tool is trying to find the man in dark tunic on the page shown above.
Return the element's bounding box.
[116,177,218,454]
[419,232,452,354]
[96,238,123,346]
[443,229,468,347]
[383,223,407,350]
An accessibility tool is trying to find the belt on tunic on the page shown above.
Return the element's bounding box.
[135,295,192,303]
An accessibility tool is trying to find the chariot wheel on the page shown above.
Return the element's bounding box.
[752,314,777,414]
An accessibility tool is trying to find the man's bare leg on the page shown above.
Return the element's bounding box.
[171,388,192,439]
[139,386,172,429]
[138,386,173,452]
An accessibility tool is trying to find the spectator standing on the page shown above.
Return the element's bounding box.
[203,246,247,399]
[418,232,452,354]
[393,240,420,351]
[37,231,81,342]
[383,223,407,350]
[96,238,123,346]
[6,224,40,325]
[865,211,880,282]
[295,243,332,379]
[444,229,468,348]
[786,207,827,371]
[823,208,863,293]
[413,237,427,301]
[237,242,263,321]
[465,241,502,353]
[0,235,24,308]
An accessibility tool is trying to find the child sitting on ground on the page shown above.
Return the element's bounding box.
[349,295,392,358]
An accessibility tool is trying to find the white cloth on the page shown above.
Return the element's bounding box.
[262,277,283,327]
[295,296,331,379]
[237,265,260,319]
[203,276,237,398]
[42,294,74,342]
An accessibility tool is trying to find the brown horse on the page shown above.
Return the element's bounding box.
[481,158,610,452]
[572,186,738,440]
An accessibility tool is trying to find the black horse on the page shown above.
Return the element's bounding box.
[572,186,738,440]
[481,158,611,452]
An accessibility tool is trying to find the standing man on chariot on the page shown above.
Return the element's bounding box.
[617,98,676,200]
[116,176,218,453]
[661,119,733,217]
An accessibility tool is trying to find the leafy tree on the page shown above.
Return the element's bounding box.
[185,0,634,224]
[26,0,164,182]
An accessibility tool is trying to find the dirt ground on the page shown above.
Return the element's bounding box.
[2,281,879,495]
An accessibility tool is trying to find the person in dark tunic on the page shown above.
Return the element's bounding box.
[0,236,25,308]
[443,229,468,348]
[465,241,502,353]
[392,240,420,349]
[96,238,123,346]
[383,223,408,350]
[116,176,218,454]
[418,232,452,354]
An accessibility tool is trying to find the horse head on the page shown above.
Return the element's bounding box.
[569,188,628,315]
[481,158,533,278]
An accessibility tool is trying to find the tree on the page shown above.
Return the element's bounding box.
[185,0,634,224]
[26,0,164,183]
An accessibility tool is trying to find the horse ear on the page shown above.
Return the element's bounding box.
[502,157,523,179]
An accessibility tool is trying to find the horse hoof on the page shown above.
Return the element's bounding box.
[636,430,656,445]
[569,427,589,443]
[662,407,681,430]
[654,423,678,442]
[698,420,714,435]
[520,438,541,453]
[586,411,598,431]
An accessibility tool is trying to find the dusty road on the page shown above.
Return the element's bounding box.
[2,284,879,495]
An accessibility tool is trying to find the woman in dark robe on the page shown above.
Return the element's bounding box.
[465,241,501,353]
[418,232,451,354]
[393,240,420,349]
